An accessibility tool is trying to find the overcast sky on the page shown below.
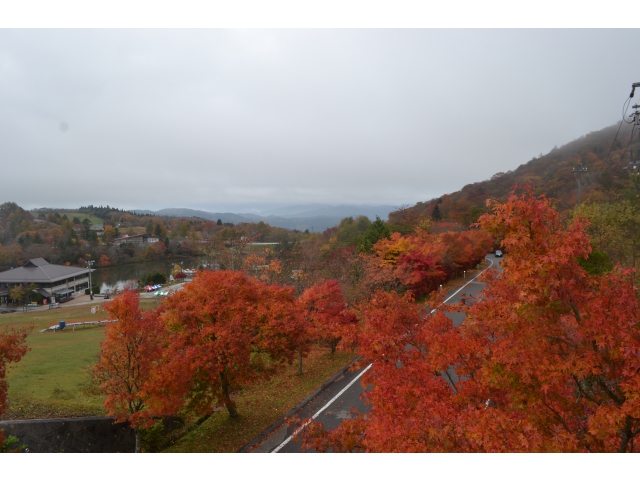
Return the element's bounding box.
[1,29,638,213]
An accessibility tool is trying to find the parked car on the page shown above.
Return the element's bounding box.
[495,250,503,257]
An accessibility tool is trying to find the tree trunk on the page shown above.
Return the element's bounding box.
[221,372,238,418]
[298,350,303,375]
[135,426,141,453]
[618,415,633,453]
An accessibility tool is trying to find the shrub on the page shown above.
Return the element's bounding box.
[141,272,167,285]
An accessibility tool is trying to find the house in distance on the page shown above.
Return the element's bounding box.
[113,234,160,246]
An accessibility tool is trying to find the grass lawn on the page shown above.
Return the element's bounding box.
[162,347,357,453]
[5,324,107,419]
[59,212,104,225]
[1,299,158,420]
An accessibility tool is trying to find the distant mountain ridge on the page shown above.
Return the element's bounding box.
[132,204,395,232]
[258,204,396,219]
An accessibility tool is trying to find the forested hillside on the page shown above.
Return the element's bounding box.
[391,121,638,227]
[0,203,304,271]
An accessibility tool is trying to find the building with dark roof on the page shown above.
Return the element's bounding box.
[0,258,93,304]
[113,234,160,246]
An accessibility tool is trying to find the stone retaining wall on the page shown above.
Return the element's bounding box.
[0,416,135,453]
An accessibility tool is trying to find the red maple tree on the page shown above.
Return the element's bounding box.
[93,290,165,452]
[304,186,640,452]
[298,280,358,354]
[0,327,29,449]
[395,250,448,297]
[148,270,307,420]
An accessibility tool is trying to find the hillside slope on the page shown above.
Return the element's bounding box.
[392,121,638,227]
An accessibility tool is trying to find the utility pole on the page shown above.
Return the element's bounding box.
[623,83,640,192]
[86,260,95,300]
[623,144,640,191]
[573,163,588,205]
[631,102,640,127]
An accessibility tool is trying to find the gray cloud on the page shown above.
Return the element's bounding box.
[1,29,638,212]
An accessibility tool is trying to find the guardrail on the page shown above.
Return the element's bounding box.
[38,319,118,333]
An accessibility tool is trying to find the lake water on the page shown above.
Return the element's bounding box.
[94,257,203,293]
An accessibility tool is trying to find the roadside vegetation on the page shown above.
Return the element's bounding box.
[303,187,640,453]
[158,347,356,453]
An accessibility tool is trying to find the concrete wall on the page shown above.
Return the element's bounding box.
[0,416,135,453]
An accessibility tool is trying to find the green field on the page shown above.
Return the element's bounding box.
[1,300,158,419]
[6,323,106,418]
[65,213,104,225]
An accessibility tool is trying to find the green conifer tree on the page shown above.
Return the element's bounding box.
[358,216,391,254]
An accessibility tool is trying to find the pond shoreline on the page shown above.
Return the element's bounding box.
[93,256,204,294]
[92,254,198,270]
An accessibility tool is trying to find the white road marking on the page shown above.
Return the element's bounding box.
[272,256,497,452]
[430,257,495,313]
[271,363,373,453]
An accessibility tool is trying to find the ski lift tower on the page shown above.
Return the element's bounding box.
[573,163,588,206]
[623,82,640,192]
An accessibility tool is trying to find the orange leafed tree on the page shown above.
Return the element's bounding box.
[304,186,640,452]
[0,327,29,449]
[394,250,448,296]
[441,229,493,272]
[93,290,165,452]
[266,259,283,284]
[366,227,492,297]
[298,280,358,354]
[149,270,307,420]
[346,253,402,303]
[243,253,265,276]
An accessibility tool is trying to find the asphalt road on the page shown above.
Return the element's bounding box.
[252,254,503,453]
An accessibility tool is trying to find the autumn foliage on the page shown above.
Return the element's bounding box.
[148,270,307,420]
[0,328,29,416]
[304,187,640,452]
[86,185,640,452]
[368,228,492,297]
[298,280,358,354]
[93,290,164,452]
[0,327,29,448]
